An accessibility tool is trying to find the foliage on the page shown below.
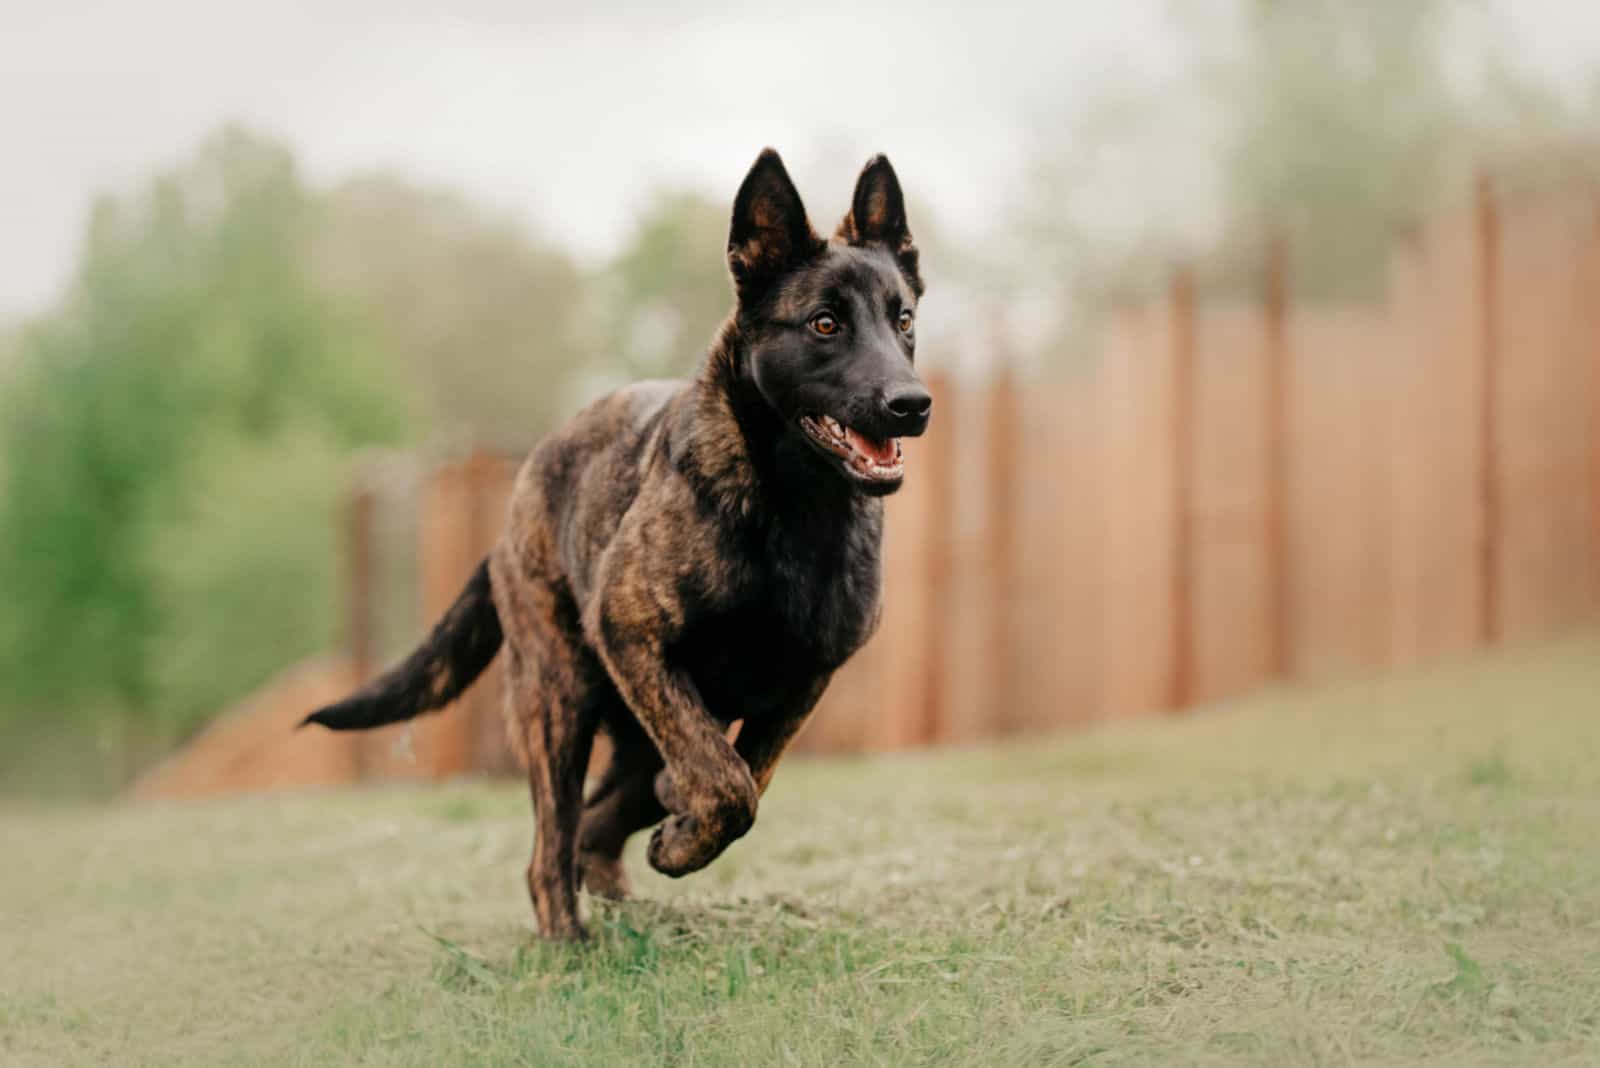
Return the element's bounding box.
[600,189,732,383]
[0,128,412,764]
[313,177,592,441]
[1196,0,1478,298]
[0,128,748,785]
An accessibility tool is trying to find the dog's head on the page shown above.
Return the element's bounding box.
[726,149,929,497]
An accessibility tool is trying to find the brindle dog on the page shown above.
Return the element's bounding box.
[304,149,930,941]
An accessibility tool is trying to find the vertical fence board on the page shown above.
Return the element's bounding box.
[1415,209,1488,660]
[1494,191,1600,639]
[1288,306,1387,675]
[1101,306,1179,717]
[1016,373,1104,731]
[1476,177,1504,645]
[411,457,477,778]
[938,378,1000,742]
[1263,237,1293,679]
[345,483,376,689]
[1383,237,1427,668]
[1589,191,1600,609]
[1190,305,1271,703]
[1169,271,1197,710]
[464,453,519,773]
[986,361,1020,735]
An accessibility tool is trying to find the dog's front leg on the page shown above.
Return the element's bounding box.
[602,640,755,877]
[589,594,756,878]
[735,673,831,794]
[651,671,828,821]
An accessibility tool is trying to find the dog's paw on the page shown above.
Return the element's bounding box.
[647,815,717,877]
[647,808,756,877]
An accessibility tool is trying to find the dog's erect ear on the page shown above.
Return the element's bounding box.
[838,154,908,246]
[837,154,922,295]
[727,148,819,298]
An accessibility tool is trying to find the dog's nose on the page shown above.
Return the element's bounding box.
[882,385,933,434]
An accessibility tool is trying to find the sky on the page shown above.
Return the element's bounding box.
[3,0,1599,323]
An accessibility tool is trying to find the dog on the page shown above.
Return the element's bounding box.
[303,149,930,941]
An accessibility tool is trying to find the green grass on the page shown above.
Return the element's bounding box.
[5,637,1600,1066]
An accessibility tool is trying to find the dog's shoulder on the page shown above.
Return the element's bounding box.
[524,378,685,484]
[497,379,684,580]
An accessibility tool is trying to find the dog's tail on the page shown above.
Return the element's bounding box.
[301,558,503,731]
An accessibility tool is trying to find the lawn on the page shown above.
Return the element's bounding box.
[4,636,1600,1066]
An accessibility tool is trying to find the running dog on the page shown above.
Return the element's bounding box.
[304,149,931,941]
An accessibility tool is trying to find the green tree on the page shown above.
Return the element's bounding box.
[313,177,590,442]
[0,127,408,775]
[1198,0,1471,297]
[601,190,732,382]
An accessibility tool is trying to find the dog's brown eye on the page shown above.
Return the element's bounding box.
[811,314,839,336]
[898,310,914,334]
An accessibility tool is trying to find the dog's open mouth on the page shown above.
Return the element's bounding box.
[798,414,904,482]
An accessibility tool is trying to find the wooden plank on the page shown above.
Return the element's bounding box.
[1169,267,1197,710]
[1263,234,1292,679]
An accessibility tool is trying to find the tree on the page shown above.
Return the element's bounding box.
[1198,0,1471,297]
[1019,0,1596,346]
[313,177,590,443]
[600,190,733,384]
[0,127,408,765]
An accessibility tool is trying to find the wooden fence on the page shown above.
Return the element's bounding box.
[343,172,1597,770]
[133,171,1600,796]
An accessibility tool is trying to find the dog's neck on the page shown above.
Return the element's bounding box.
[673,318,868,529]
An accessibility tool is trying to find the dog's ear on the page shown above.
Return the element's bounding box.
[727,148,819,299]
[837,154,922,295]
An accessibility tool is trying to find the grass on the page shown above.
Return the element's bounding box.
[4,637,1600,1066]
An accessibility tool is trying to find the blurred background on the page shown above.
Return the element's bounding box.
[3,0,1599,798]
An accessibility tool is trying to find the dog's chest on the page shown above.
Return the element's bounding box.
[679,513,883,715]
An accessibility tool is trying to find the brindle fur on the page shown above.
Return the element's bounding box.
[304,149,930,941]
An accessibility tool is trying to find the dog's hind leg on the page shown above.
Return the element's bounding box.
[505,642,597,942]
[496,564,603,942]
[577,720,666,901]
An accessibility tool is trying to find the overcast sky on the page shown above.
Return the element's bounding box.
[4,0,1598,323]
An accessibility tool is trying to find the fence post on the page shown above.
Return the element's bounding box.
[1170,264,1197,711]
[1263,233,1293,679]
[920,367,955,745]
[1475,172,1502,646]
[1594,191,1600,608]
[412,455,475,778]
[986,322,1018,735]
[463,449,516,773]
[345,478,376,689]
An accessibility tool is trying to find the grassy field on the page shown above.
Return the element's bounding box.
[4,637,1600,1066]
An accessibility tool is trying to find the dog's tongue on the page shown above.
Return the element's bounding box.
[846,427,897,464]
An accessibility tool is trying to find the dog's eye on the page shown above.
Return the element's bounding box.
[810,313,840,336]
[898,310,915,334]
